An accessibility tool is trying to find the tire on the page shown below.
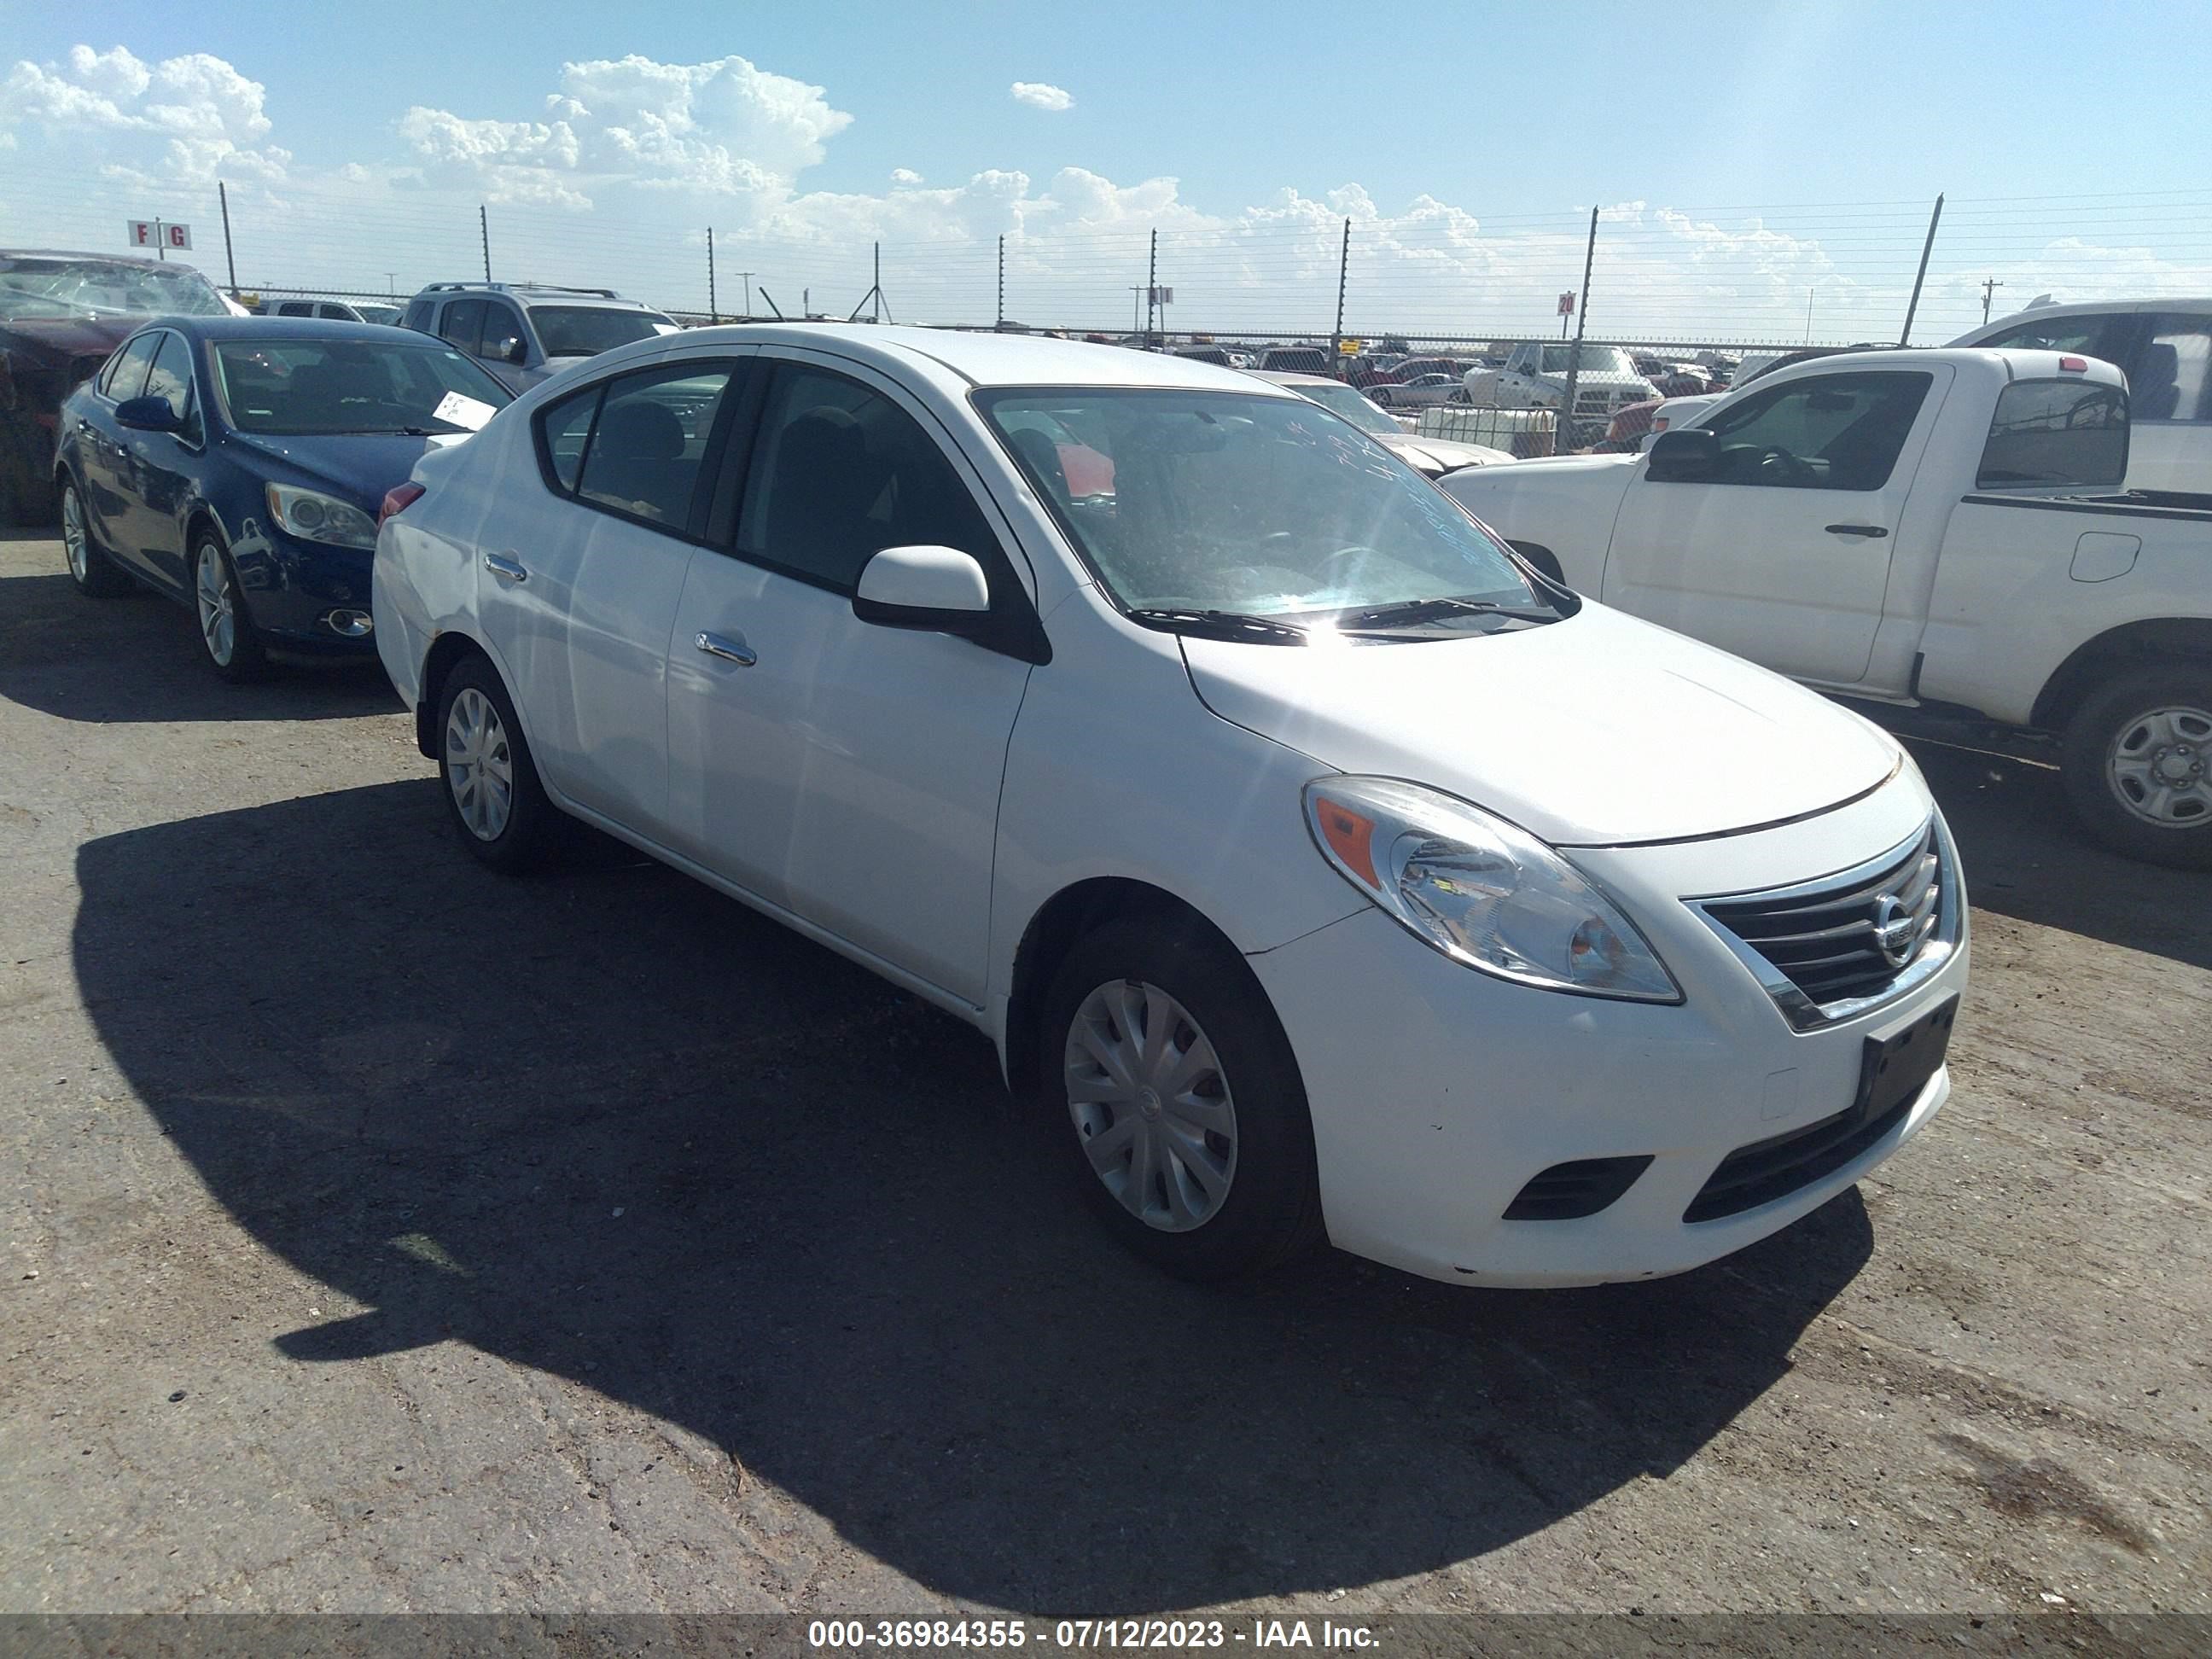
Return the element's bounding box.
[190,533,268,681]
[1040,913,1323,1282]
[1370,387,1393,406]
[434,651,561,873]
[2060,663,2212,870]
[61,480,130,597]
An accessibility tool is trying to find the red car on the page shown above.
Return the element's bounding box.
[0,250,234,523]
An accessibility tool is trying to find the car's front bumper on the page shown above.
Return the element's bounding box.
[1246,770,1968,1288]
[234,524,379,657]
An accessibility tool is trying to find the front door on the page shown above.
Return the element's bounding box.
[120,329,203,587]
[1600,365,1951,686]
[665,354,1035,1006]
[475,353,748,835]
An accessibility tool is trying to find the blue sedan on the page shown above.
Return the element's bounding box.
[54,317,512,678]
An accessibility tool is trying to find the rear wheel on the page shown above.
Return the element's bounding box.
[1370,387,1394,407]
[2061,663,2212,870]
[61,481,130,597]
[1041,914,1322,1281]
[435,652,561,872]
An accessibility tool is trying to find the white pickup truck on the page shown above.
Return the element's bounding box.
[1439,347,2212,868]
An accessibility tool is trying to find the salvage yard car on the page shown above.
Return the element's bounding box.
[400,280,681,393]
[1259,370,1512,475]
[375,326,1967,1288]
[55,317,511,678]
[0,248,233,524]
[1441,347,2212,867]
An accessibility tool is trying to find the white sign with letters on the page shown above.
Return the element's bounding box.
[432,391,499,433]
[128,220,193,252]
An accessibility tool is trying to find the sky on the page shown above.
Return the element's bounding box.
[2,0,2207,343]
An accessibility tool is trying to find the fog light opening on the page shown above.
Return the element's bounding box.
[323,608,374,637]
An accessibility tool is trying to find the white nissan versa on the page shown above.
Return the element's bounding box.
[372,325,1968,1288]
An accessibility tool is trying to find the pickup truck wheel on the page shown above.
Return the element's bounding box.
[2061,666,2212,870]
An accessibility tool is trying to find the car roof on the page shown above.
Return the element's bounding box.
[148,317,467,344]
[1958,296,2212,337]
[663,323,1298,394]
[1,247,211,276]
[410,284,664,312]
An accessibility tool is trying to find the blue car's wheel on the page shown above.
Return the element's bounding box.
[192,534,267,682]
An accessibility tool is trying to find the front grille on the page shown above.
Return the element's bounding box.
[1684,1097,1912,1222]
[1503,1155,1653,1220]
[1696,822,1947,1027]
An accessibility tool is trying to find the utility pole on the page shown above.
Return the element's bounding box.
[874,242,882,323]
[1899,192,1944,346]
[1806,286,1814,344]
[707,228,717,323]
[1129,286,1144,335]
[479,205,492,282]
[1331,217,1350,379]
[218,180,239,298]
[384,273,396,294]
[1981,276,2005,325]
[997,235,1005,329]
[737,273,755,321]
[1147,229,1158,341]
[1554,207,1599,455]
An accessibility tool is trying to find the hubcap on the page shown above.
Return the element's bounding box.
[62,489,89,582]
[444,686,515,841]
[1064,979,1237,1232]
[2109,705,2212,827]
[195,546,236,667]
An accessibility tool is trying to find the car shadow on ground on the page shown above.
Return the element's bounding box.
[1901,736,2212,973]
[74,780,1874,1611]
[0,569,399,723]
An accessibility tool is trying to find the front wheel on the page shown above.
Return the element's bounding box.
[2061,664,2212,870]
[192,535,267,681]
[434,652,561,872]
[1041,915,1322,1281]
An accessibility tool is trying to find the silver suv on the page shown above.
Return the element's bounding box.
[399,282,678,392]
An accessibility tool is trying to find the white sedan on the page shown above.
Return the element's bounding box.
[374,325,1966,1287]
[1258,371,1512,474]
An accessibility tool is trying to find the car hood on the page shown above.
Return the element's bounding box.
[226,430,439,513]
[1179,603,1900,847]
[0,315,138,363]
[1381,434,1515,473]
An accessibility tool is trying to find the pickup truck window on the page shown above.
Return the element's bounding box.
[1696,370,1932,491]
[2136,317,2211,423]
[1976,379,2129,489]
[1540,345,1633,376]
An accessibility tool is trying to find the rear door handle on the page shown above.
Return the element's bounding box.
[1825,523,1889,538]
[483,553,528,582]
[695,630,757,667]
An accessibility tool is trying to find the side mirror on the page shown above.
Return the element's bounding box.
[853,545,992,636]
[114,395,182,434]
[1646,428,1721,482]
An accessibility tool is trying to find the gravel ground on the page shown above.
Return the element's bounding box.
[1,527,2207,1619]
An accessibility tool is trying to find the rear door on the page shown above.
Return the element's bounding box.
[1600,365,1951,685]
[664,352,1036,1004]
[476,352,750,835]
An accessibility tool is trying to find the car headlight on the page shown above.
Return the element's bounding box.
[265,484,377,550]
[1303,776,1680,1003]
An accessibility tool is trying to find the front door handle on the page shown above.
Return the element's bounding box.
[483,553,528,582]
[695,630,757,667]
[1825,523,1889,538]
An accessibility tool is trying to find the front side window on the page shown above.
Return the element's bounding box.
[1694,371,1934,491]
[438,299,486,354]
[981,388,1547,629]
[102,334,162,401]
[530,306,672,358]
[2133,316,2212,423]
[211,339,513,435]
[480,304,527,363]
[1540,345,1633,376]
[143,333,202,443]
[737,366,998,591]
[1977,380,2128,489]
[570,363,736,528]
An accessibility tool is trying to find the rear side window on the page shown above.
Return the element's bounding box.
[562,363,738,531]
[2133,316,2211,423]
[736,365,998,593]
[539,383,599,494]
[1977,379,2129,490]
[401,299,434,333]
[101,334,161,400]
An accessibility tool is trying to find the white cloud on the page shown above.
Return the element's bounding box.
[890,167,923,185]
[0,43,288,183]
[1010,81,1074,113]
[397,53,852,207]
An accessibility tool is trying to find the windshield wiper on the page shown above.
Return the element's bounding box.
[1126,607,1310,643]
[1344,596,1560,627]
